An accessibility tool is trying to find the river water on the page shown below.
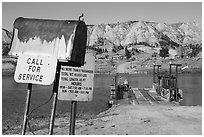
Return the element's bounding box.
[2,73,202,127]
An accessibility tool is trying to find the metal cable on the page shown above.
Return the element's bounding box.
[26,93,54,135]
[27,116,36,135]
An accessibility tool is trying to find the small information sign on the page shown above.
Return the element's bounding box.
[58,53,95,101]
[14,54,57,85]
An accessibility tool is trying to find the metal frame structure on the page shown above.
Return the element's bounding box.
[153,65,161,84]
[153,64,182,102]
[169,64,182,102]
[153,65,161,95]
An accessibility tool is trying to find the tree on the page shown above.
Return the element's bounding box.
[159,46,169,58]
[152,52,157,57]
[112,45,117,53]
[104,49,108,53]
[125,47,131,59]
[187,44,202,58]
[94,37,104,46]
[178,46,184,58]
[118,44,124,50]
[2,46,10,56]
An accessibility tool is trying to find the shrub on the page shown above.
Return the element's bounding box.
[187,44,202,58]
[159,46,169,58]
[125,47,131,59]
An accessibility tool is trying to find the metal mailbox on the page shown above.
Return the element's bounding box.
[8,17,89,135]
[9,17,87,66]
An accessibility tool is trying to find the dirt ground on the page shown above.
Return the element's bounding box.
[76,103,202,135]
[21,101,202,135]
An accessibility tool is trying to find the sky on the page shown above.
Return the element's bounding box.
[2,2,202,31]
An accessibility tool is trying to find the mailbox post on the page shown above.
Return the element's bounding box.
[48,63,61,135]
[21,83,32,135]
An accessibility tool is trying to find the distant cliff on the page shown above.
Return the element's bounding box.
[87,21,202,47]
[2,28,12,55]
[2,20,202,56]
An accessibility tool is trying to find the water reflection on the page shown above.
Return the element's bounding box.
[178,73,202,106]
[2,73,202,113]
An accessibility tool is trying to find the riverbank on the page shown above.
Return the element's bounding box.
[3,101,202,135]
[116,56,202,74]
[2,57,202,76]
[2,57,16,76]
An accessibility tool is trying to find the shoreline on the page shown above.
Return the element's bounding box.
[2,62,202,77]
[2,56,202,76]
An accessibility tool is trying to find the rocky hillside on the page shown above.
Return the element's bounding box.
[87,21,202,49]
[2,29,12,44]
[2,29,12,55]
[2,20,202,55]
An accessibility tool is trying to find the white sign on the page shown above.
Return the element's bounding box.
[58,53,95,101]
[14,54,57,85]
